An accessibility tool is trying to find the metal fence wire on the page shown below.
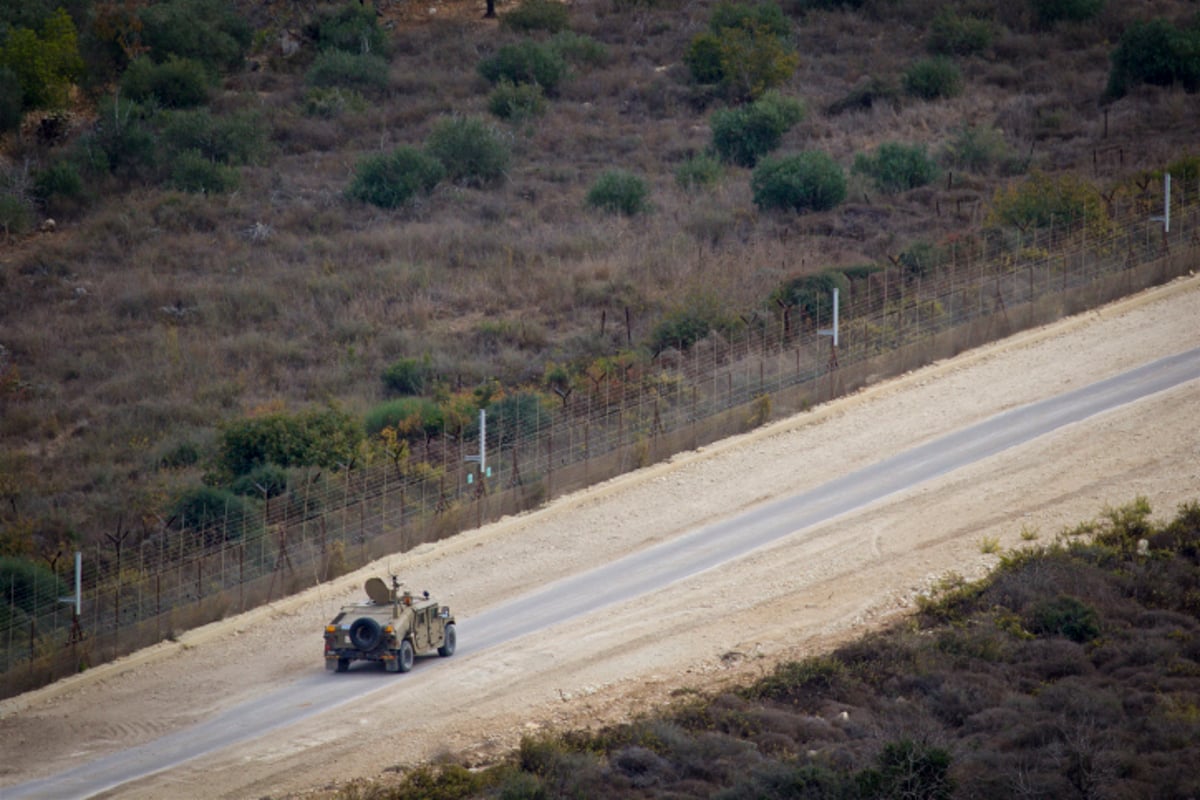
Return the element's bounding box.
[2,194,1197,697]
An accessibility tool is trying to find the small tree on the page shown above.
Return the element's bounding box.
[120,55,211,108]
[711,89,806,167]
[903,57,963,100]
[987,170,1105,231]
[313,2,390,56]
[0,8,84,110]
[1106,18,1200,99]
[424,116,511,188]
[751,151,846,213]
[347,146,444,209]
[587,170,650,216]
[478,40,569,94]
[853,142,939,194]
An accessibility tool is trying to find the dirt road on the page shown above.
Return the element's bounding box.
[2,275,1198,799]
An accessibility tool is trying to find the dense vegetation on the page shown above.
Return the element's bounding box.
[327,498,1200,799]
[2,0,1199,603]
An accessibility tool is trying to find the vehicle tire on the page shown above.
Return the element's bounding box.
[397,639,415,673]
[437,623,457,657]
[349,617,382,650]
[336,657,349,673]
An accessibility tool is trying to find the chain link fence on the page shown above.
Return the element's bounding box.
[3,194,1197,698]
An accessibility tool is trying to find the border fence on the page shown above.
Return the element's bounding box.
[3,192,1198,699]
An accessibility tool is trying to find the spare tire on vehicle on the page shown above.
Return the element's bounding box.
[349,617,383,650]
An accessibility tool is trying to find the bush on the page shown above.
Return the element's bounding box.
[709,1,791,38]
[76,96,159,179]
[364,397,444,438]
[988,171,1104,230]
[347,146,445,209]
[686,2,797,98]
[305,49,390,93]
[1029,0,1105,28]
[229,463,289,498]
[160,109,265,166]
[941,125,1011,173]
[586,169,650,216]
[896,240,946,278]
[302,86,368,118]
[1027,595,1101,642]
[0,8,83,110]
[675,153,723,190]
[138,0,251,74]
[0,192,34,237]
[168,486,259,542]
[488,81,546,122]
[1106,18,1200,99]
[853,142,939,194]
[768,271,849,328]
[711,90,805,167]
[313,2,389,56]
[486,392,550,447]
[214,408,364,479]
[0,66,22,132]
[32,159,85,216]
[382,356,433,396]
[502,0,570,33]
[903,57,963,100]
[927,8,993,56]
[860,739,954,800]
[169,149,239,193]
[0,556,67,617]
[751,151,846,213]
[424,115,511,188]
[548,31,609,68]
[478,40,569,94]
[120,55,211,108]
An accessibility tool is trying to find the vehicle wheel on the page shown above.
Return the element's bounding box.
[397,639,415,673]
[349,617,382,650]
[437,623,457,657]
[336,657,349,673]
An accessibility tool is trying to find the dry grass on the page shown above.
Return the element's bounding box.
[1,0,1198,546]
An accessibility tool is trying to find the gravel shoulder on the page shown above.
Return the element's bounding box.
[2,275,1198,798]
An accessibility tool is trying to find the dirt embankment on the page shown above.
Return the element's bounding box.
[1,275,1198,799]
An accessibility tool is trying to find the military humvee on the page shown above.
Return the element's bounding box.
[324,576,456,673]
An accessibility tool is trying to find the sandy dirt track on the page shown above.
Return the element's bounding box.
[1,275,1199,799]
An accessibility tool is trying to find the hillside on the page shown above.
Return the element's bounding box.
[1,0,1198,561]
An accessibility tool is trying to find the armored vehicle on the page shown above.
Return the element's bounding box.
[324,576,456,673]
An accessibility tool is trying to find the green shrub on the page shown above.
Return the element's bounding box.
[1027,595,1101,642]
[896,240,946,278]
[853,142,939,194]
[709,1,791,38]
[586,169,650,216]
[302,86,368,118]
[76,96,159,179]
[364,397,444,438]
[32,159,85,216]
[382,356,433,396]
[675,153,723,189]
[684,33,726,84]
[926,8,994,56]
[1106,18,1200,98]
[941,124,1010,173]
[768,271,849,327]
[711,90,805,167]
[168,486,259,542]
[313,2,389,56]
[0,66,22,132]
[488,80,546,122]
[502,0,570,33]
[0,192,34,237]
[0,556,67,616]
[751,151,846,212]
[229,463,289,498]
[120,55,211,108]
[548,31,609,67]
[425,115,511,188]
[903,57,963,100]
[1029,0,1105,28]
[214,408,364,479]
[478,40,569,94]
[169,149,239,193]
[347,146,445,209]
[160,109,265,166]
[860,739,954,800]
[0,8,83,110]
[988,171,1104,230]
[138,0,252,74]
[486,392,550,447]
[306,50,390,93]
